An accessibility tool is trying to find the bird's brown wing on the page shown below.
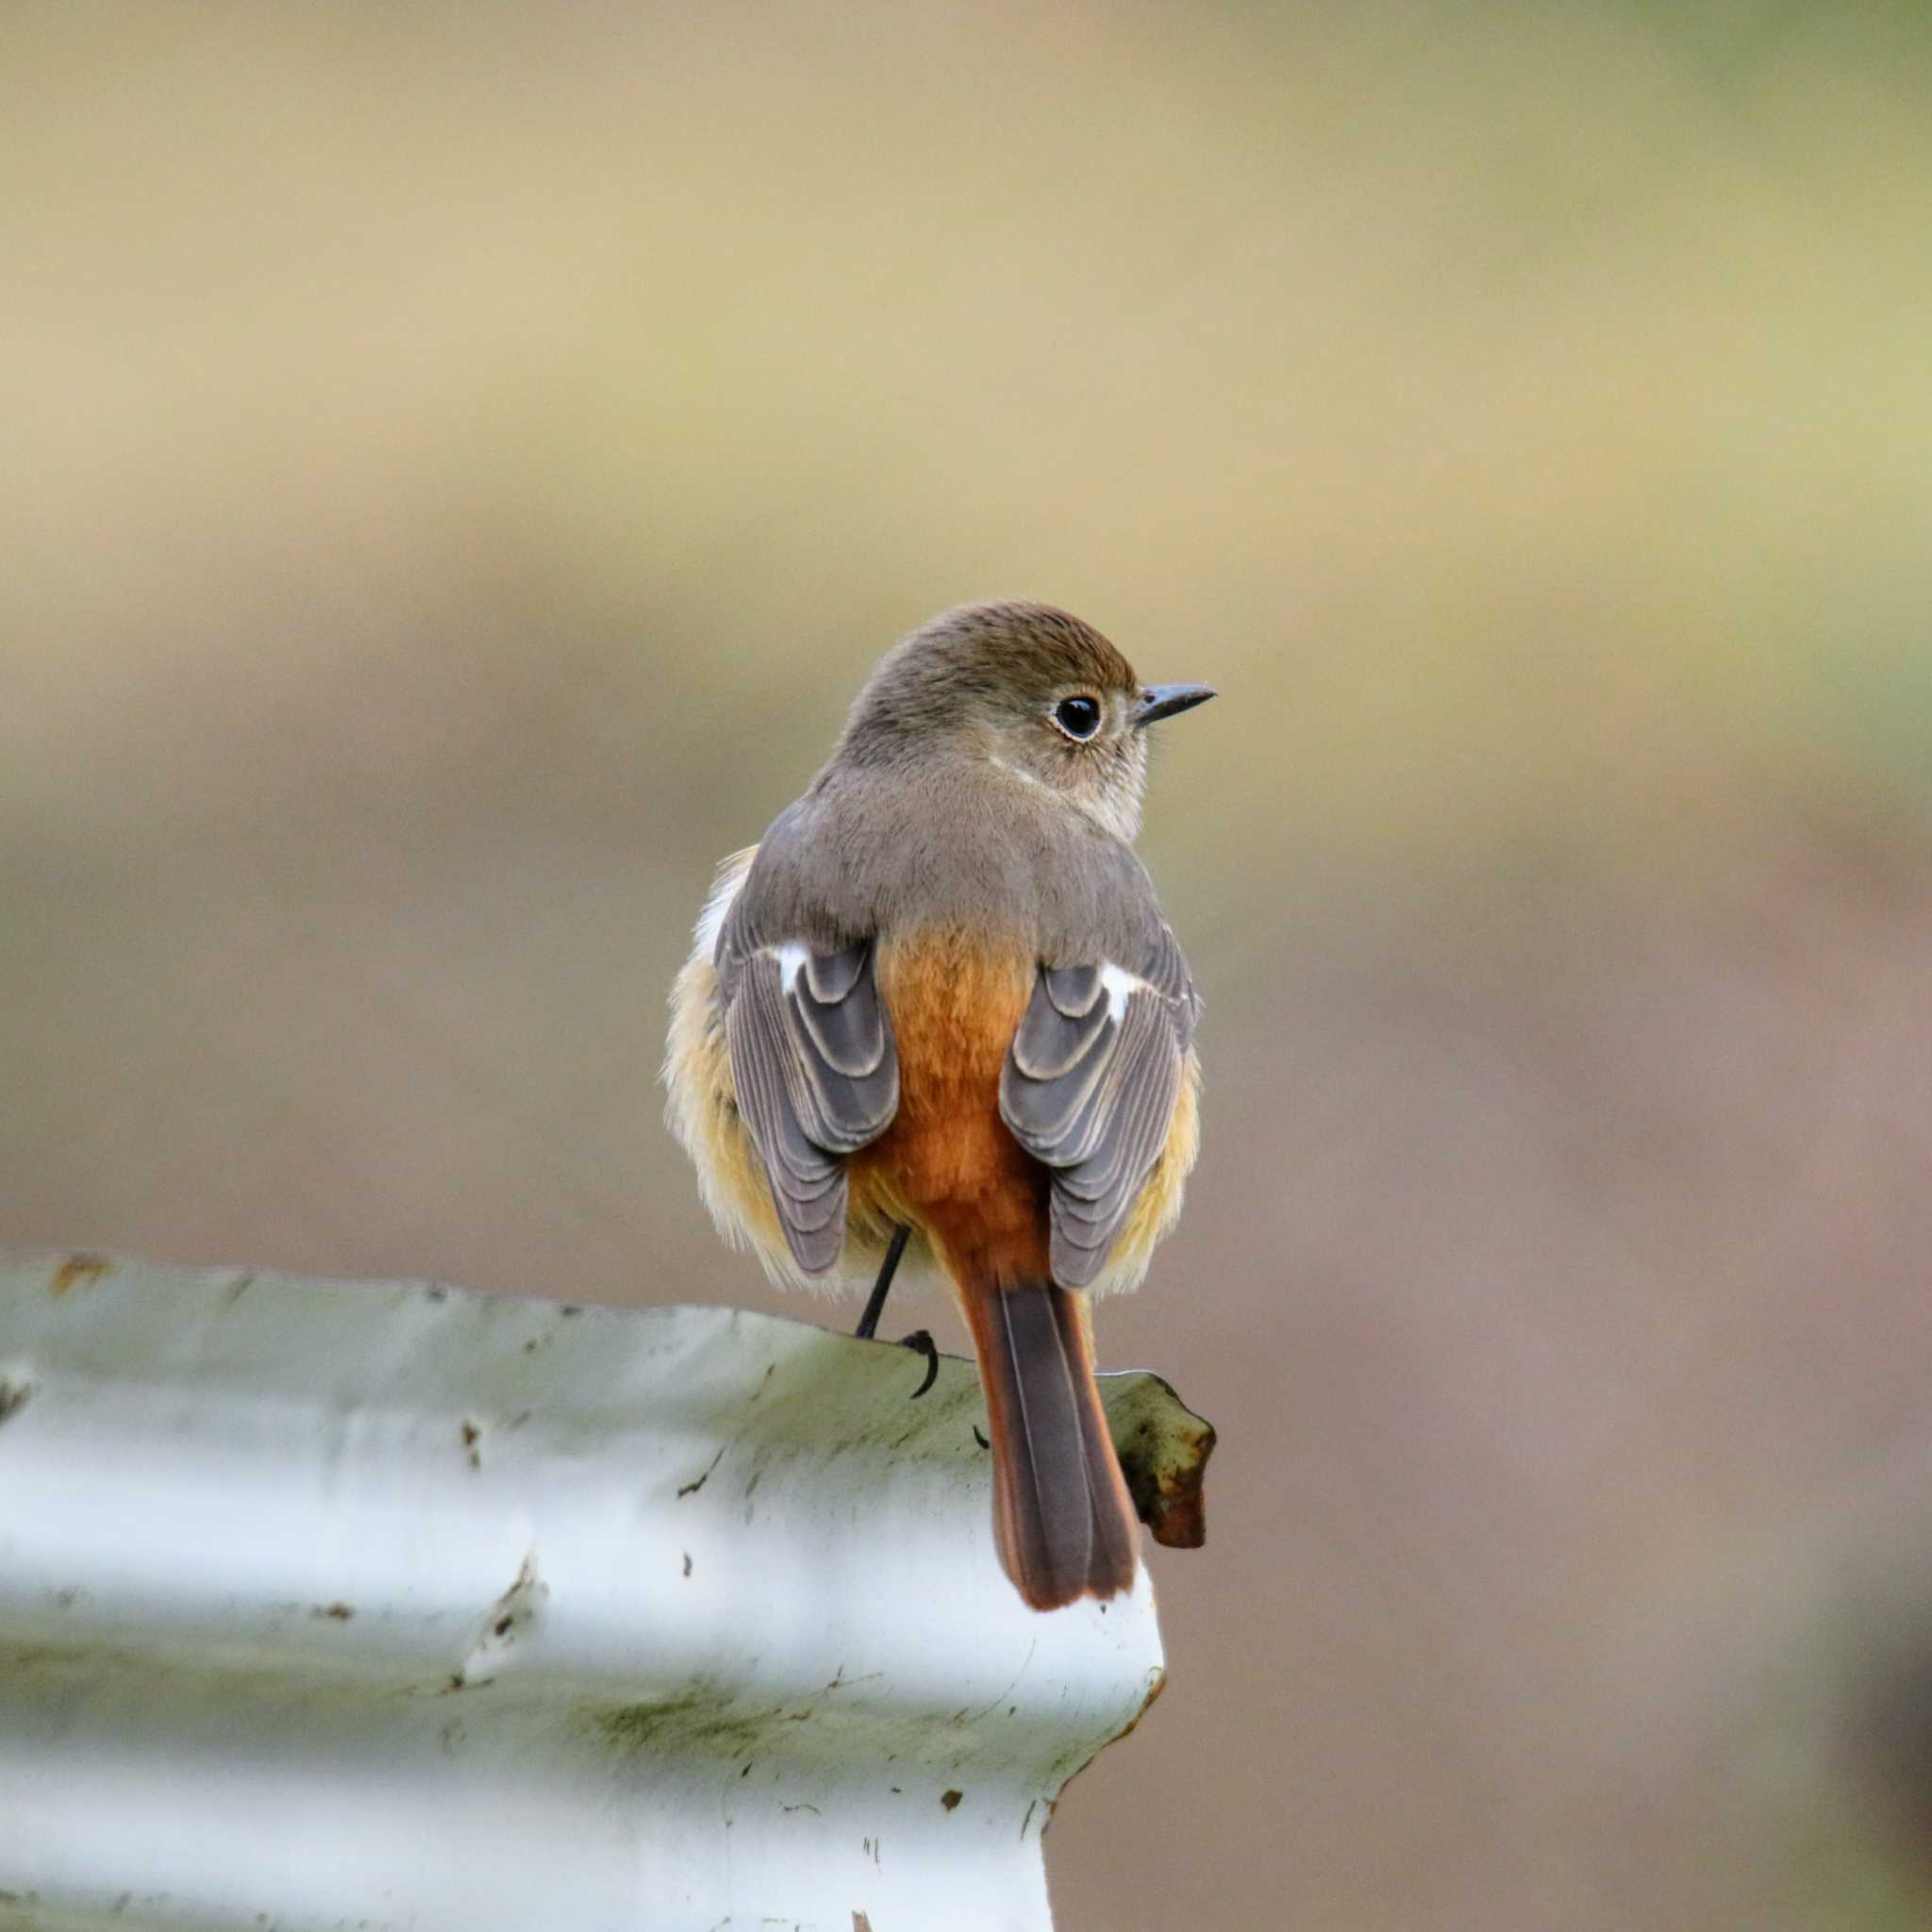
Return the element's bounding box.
[999,922,1199,1290]
[716,884,898,1275]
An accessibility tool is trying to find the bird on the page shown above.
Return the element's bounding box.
[664,601,1212,1610]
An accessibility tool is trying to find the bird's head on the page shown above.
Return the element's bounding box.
[835,600,1214,842]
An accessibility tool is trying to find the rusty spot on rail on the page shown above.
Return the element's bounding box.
[1104,1372,1216,1549]
[49,1256,112,1298]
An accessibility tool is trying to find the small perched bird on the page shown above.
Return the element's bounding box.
[665,602,1211,1609]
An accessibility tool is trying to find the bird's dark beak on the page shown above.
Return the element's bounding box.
[1136,682,1217,728]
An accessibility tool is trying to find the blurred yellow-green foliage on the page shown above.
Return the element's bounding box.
[5,6,1932,1925]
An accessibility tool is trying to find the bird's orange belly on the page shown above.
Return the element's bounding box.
[849,927,1051,1287]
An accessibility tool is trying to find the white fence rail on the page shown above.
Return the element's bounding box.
[0,1256,1208,1931]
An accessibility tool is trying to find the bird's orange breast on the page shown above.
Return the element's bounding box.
[848,926,1052,1288]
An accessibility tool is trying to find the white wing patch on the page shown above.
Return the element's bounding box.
[1098,960,1148,1024]
[773,941,809,995]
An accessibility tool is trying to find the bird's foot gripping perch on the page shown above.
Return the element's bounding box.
[896,1328,940,1399]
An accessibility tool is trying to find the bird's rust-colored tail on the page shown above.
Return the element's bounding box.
[960,1278,1139,1610]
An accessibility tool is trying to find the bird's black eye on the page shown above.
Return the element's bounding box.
[1053,694,1103,741]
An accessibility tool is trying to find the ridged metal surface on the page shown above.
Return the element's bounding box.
[0,1256,1191,1931]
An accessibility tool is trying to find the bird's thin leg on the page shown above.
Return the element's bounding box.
[854,1224,938,1397]
[854,1222,911,1340]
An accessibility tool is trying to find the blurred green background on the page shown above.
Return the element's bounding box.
[6,4,1932,1924]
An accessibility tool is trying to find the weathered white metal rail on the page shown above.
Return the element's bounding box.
[0,1256,1209,1931]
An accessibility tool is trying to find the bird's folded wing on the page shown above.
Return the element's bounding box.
[999,924,1199,1289]
[719,921,899,1274]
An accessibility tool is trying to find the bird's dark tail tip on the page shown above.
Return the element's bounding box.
[963,1278,1139,1611]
